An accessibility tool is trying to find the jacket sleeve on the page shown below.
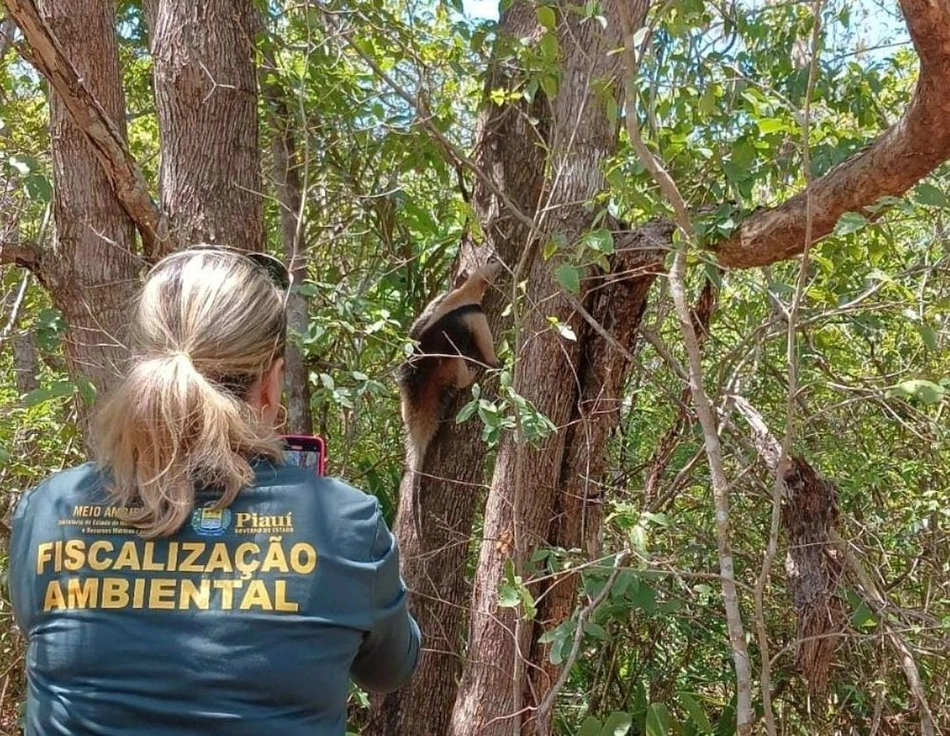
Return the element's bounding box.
[350,509,421,693]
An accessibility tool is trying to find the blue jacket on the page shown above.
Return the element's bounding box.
[9,461,420,735]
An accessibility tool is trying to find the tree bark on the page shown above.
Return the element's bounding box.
[3,0,166,258]
[261,45,313,434]
[13,329,39,394]
[365,4,550,735]
[526,225,670,736]
[451,2,648,733]
[34,0,138,397]
[149,0,262,251]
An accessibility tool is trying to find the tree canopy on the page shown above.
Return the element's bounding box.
[1,0,948,734]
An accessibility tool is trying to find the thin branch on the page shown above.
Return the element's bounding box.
[2,0,168,257]
[310,2,539,238]
[621,9,753,734]
[714,0,950,268]
[535,551,632,727]
[753,4,824,732]
[832,531,936,735]
[0,270,29,346]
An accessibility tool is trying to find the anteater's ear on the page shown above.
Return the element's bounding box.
[453,270,469,289]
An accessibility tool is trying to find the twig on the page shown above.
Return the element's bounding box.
[0,270,30,345]
[535,551,632,727]
[832,531,936,735]
[620,8,753,734]
[753,4,824,732]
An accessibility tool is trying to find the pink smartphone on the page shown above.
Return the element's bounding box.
[281,434,327,477]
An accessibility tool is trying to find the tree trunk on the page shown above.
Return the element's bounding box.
[13,329,39,394]
[451,2,648,733]
[526,224,669,735]
[261,45,313,434]
[365,4,550,735]
[148,0,262,251]
[37,0,138,398]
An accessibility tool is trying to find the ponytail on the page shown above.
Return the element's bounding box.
[93,353,283,538]
[92,249,288,538]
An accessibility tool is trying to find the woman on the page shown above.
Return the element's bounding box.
[9,247,420,735]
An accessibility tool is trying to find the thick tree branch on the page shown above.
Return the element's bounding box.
[714,0,950,268]
[2,0,168,257]
[0,238,41,271]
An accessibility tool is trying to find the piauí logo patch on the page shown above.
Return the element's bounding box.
[191,506,232,537]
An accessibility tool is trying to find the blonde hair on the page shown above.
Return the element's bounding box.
[93,248,288,538]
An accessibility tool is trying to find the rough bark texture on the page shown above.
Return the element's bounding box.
[261,48,313,434]
[451,2,648,733]
[13,329,39,394]
[4,0,166,258]
[715,0,950,268]
[734,398,845,695]
[365,5,549,735]
[526,224,669,736]
[149,0,262,251]
[33,0,138,396]
[782,459,844,694]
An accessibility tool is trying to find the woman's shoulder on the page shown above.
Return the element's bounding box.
[14,462,108,515]
[252,464,389,562]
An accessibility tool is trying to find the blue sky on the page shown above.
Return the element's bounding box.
[459,0,908,56]
[461,0,498,20]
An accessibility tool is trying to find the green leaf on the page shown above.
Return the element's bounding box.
[756,118,785,134]
[555,263,581,293]
[645,704,671,736]
[539,33,559,63]
[75,376,97,407]
[583,621,608,640]
[536,5,557,30]
[612,569,636,599]
[723,161,748,184]
[919,324,938,351]
[834,211,868,235]
[730,141,756,168]
[583,228,614,255]
[26,174,52,203]
[628,581,655,611]
[679,693,713,734]
[578,717,603,736]
[498,582,521,608]
[851,601,878,629]
[893,379,945,404]
[600,711,633,736]
[23,381,75,408]
[915,182,947,207]
[456,401,478,423]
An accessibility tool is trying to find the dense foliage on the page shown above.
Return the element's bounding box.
[1,0,947,733]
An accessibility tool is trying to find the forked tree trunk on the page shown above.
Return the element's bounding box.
[525,224,668,735]
[365,4,550,735]
[450,3,649,734]
[36,0,138,398]
[147,0,262,251]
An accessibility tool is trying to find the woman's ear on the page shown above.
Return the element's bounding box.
[264,357,285,411]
